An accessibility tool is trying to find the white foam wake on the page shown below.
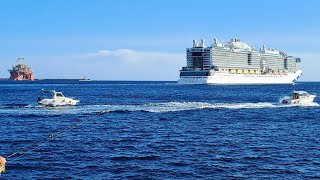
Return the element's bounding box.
[101,102,277,113]
[0,101,318,115]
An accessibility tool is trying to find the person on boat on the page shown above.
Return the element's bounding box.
[0,156,6,174]
[37,97,43,102]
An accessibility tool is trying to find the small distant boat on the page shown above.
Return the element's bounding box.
[282,91,316,104]
[37,89,80,107]
[79,77,91,82]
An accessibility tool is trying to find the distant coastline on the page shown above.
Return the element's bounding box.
[0,79,178,85]
[0,78,89,81]
[0,78,94,84]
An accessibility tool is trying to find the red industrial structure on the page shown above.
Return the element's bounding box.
[9,58,34,80]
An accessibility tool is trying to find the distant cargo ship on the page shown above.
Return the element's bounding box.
[9,58,34,80]
[178,38,302,84]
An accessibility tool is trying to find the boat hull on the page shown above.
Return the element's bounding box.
[282,95,316,104]
[38,98,79,107]
[178,70,302,85]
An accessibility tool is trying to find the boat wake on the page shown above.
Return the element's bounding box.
[97,101,319,113]
[103,102,277,113]
[279,96,291,104]
[0,101,318,115]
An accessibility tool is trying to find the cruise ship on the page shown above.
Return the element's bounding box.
[178,38,302,84]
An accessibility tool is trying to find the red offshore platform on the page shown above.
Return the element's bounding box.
[9,58,34,80]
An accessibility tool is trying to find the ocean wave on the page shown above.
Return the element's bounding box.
[0,103,30,109]
[110,155,161,161]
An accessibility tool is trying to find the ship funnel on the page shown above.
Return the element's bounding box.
[193,39,198,47]
[200,39,205,47]
[231,38,237,42]
[262,45,266,51]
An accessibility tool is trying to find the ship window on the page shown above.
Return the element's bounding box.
[180,71,209,76]
[284,58,288,69]
[192,57,204,69]
[192,52,203,56]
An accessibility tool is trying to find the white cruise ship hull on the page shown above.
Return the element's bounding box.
[178,70,302,85]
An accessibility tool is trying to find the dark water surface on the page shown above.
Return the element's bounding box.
[0,81,319,179]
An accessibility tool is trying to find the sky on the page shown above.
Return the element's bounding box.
[0,0,319,81]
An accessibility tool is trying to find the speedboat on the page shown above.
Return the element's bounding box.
[37,89,80,107]
[282,91,316,104]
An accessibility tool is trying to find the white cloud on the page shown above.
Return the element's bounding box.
[76,49,184,64]
[66,49,185,80]
[96,50,112,56]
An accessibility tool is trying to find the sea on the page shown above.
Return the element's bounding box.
[0,80,319,179]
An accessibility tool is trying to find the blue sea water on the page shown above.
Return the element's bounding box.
[0,81,319,179]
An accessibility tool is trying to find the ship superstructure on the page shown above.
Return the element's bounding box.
[9,58,34,80]
[178,38,302,84]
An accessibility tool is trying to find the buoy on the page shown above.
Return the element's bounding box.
[0,156,6,174]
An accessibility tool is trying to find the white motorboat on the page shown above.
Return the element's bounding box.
[282,91,316,104]
[37,89,80,107]
[79,77,91,82]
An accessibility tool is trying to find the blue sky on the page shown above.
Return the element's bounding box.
[0,0,319,81]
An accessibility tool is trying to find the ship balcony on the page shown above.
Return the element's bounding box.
[181,67,197,71]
